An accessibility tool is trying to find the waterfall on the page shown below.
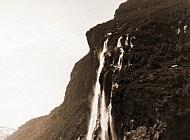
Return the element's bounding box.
[109,36,125,140]
[86,39,108,140]
[100,91,109,140]
[125,34,129,46]
[117,37,122,47]
[109,92,117,140]
[184,25,187,33]
[117,37,124,70]
[87,36,125,139]
[99,40,109,140]
[130,36,136,48]
[117,48,124,71]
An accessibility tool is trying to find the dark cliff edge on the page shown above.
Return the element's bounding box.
[7,0,190,140]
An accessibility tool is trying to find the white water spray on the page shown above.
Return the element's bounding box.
[100,91,109,140]
[99,40,109,140]
[125,34,129,46]
[87,39,108,140]
[117,37,124,71]
[109,92,117,140]
[184,25,188,33]
[177,28,181,34]
[117,37,122,47]
[130,36,136,48]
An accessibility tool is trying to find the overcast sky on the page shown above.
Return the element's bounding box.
[0,0,125,128]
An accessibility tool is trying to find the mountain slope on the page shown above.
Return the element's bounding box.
[7,51,98,140]
[7,0,190,139]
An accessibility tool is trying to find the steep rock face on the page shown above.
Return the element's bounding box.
[8,0,190,140]
[7,51,99,140]
[86,0,190,139]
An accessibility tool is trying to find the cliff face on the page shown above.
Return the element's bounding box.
[7,0,190,140]
[86,0,190,139]
[7,51,99,140]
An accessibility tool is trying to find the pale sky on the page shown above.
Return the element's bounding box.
[0,0,125,128]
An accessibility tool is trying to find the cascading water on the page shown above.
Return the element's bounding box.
[117,37,122,47]
[109,92,117,140]
[109,36,125,140]
[99,40,109,140]
[130,36,136,48]
[87,39,108,140]
[117,37,124,71]
[125,34,129,46]
[87,36,126,140]
[100,90,109,140]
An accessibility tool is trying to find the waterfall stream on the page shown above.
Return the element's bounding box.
[87,39,108,140]
[87,36,125,140]
[109,92,117,140]
[100,91,109,140]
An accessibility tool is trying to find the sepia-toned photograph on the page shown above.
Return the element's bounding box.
[0,0,190,140]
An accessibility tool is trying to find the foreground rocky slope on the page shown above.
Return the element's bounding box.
[8,0,190,139]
